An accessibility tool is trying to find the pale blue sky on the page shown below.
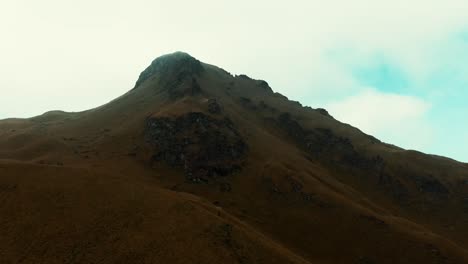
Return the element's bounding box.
[0,0,467,162]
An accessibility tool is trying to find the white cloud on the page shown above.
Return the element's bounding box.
[1,1,468,117]
[326,89,433,150]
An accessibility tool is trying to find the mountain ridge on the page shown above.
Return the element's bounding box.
[0,52,467,263]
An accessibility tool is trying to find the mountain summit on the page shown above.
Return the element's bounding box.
[134,51,204,89]
[0,52,467,264]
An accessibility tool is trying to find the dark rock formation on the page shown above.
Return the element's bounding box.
[273,112,454,204]
[316,108,331,117]
[134,52,204,89]
[273,112,415,202]
[273,92,289,100]
[411,174,449,195]
[236,74,251,80]
[238,97,257,110]
[256,80,273,93]
[258,101,276,112]
[145,112,247,182]
[276,112,384,170]
[277,112,305,139]
[167,77,202,99]
[207,99,222,114]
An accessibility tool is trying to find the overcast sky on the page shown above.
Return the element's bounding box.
[1,0,468,162]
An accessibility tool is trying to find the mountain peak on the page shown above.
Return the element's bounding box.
[2,50,468,264]
[134,51,204,88]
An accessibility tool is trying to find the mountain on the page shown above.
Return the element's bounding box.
[0,52,467,264]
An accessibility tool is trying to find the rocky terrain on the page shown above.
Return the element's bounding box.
[0,52,467,263]
[145,112,247,182]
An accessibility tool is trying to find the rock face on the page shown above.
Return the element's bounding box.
[416,175,449,194]
[145,112,247,182]
[207,98,222,114]
[277,112,365,163]
[134,52,204,89]
[316,108,331,117]
[166,77,202,99]
[275,112,456,205]
[256,80,273,93]
[275,112,411,200]
[276,112,386,170]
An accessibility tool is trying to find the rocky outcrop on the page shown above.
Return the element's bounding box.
[277,112,371,166]
[134,52,204,89]
[407,173,449,196]
[276,112,386,170]
[273,112,413,201]
[238,97,258,110]
[417,176,448,194]
[145,112,247,182]
[166,77,202,99]
[274,112,455,204]
[316,108,331,117]
[256,80,273,93]
[207,99,222,114]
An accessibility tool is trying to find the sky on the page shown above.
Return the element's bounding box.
[1,0,467,162]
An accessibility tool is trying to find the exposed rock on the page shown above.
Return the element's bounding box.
[412,174,449,195]
[290,100,303,107]
[145,112,248,182]
[276,112,384,171]
[238,97,257,110]
[236,74,251,80]
[305,128,355,157]
[316,108,331,117]
[366,135,382,144]
[273,92,288,100]
[167,77,202,99]
[278,112,360,164]
[256,80,273,93]
[134,52,204,89]
[207,98,222,114]
[277,112,306,139]
[273,112,418,203]
[258,101,274,111]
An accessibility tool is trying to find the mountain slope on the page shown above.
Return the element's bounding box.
[0,52,467,264]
